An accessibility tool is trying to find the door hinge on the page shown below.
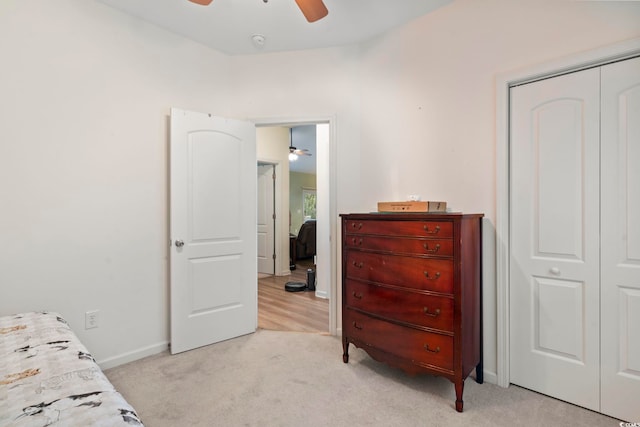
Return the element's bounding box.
[272,172,276,180]
[272,213,276,220]
[272,253,276,260]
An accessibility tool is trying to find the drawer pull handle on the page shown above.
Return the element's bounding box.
[423,271,441,280]
[351,237,363,245]
[423,225,441,234]
[424,344,441,353]
[422,243,441,253]
[423,307,441,317]
[352,292,363,300]
[353,321,363,330]
[351,222,363,230]
[352,261,364,268]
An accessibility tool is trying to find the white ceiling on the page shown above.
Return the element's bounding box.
[96,0,452,55]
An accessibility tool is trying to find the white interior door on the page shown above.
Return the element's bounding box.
[600,56,640,422]
[170,108,257,355]
[257,163,275,275]
[509,69,601,410]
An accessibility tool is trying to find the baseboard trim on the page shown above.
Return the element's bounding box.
[98,341,169,370]
[314,290,328,299]
[482,370,498,385]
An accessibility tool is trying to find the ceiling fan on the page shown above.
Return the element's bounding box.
[289,145,312,161]
[187,0,329,23]
[288,128,312,161]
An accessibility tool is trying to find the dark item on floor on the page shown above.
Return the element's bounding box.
[285,282,307,292]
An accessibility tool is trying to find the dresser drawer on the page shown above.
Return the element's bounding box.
[344,310,454,372]
[344,220,453,238]
[345,280,454,332]
[345,251,454,294]
[344,235,453,257]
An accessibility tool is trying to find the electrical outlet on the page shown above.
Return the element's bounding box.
[85,310,99,329]
[408,195,421,201]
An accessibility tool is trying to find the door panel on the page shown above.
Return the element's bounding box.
[510,68,600,410]
[600,56,640,421]
[534,277,585,362]
[170,108,256,354]
[534,99,585,260]
[190,132,242,241]
[189,255,242,311]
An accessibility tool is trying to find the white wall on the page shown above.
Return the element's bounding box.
[228,46,364,215]
[1,0,640,378]
[0,0,235,367]
[355,0,640,381]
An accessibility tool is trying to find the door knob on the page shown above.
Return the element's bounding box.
[175,240,185,248]
[550,267,560,275]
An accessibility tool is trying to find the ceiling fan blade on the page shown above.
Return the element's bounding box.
[294,0,328,23]
[188,0,213,5]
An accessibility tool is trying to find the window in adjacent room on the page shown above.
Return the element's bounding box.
[302,189,316,221]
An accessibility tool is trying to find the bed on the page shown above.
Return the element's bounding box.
[0,311,143,426]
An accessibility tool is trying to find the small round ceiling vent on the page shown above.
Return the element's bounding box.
[251,34,266,48]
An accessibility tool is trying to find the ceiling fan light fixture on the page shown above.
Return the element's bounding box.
[187,0,214,5]
[289,152,298,162]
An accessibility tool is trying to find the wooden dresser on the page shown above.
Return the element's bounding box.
[340,212,483,412]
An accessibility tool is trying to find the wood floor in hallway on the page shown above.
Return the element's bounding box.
[258,260,330,333]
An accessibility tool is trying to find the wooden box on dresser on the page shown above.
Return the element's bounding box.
[340,212,483,412]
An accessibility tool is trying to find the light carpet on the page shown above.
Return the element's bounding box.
[105,329,620,427]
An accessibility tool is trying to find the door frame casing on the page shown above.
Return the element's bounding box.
[495,37,640,388]
[253,115,338,336]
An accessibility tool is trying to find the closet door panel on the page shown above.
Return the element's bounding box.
[509,68,600,411]
[601,55,640,422]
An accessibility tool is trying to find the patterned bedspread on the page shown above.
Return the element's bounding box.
[0,312,143,426]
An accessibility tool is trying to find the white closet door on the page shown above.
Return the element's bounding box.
[257,164,275,275]
[601,56,640,422]
[510,68,601,410]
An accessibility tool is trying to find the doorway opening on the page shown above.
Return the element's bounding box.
[255,120,335,335]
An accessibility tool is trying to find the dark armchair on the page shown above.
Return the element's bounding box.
[295,220,316,260]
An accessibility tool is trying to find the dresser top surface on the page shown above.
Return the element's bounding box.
[340,212,484,220]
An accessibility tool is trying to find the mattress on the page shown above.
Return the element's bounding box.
[0,311,143,426]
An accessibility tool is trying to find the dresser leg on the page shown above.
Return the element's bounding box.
[454,380,464,412]
[342,337,349,363]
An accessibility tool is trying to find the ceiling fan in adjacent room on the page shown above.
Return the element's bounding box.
[289,145,312,162]
[288,127,312,161]
[187,0,329,23]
